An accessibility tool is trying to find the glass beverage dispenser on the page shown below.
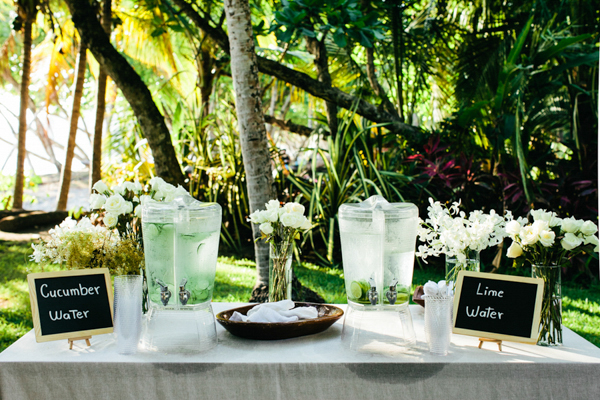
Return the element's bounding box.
[338,195,418,352]
[141,195,221,353]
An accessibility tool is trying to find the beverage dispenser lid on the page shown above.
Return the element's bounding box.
[173,193,221,217]
[142,194,221,221]
[339,195,418,219]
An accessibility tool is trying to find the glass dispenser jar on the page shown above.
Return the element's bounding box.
[338,195,418,352]
[141,195,221,353]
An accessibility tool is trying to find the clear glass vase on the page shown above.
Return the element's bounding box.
[445,249,480,284]
[532,264,562,346]
[268,242,293,302]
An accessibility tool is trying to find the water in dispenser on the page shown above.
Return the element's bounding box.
[339,195,418,353]
[140,194,221,353]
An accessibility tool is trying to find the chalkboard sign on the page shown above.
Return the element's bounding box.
[452,271,544,344]
[27,269,114,343]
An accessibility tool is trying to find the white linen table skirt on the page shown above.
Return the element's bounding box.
[1,303,599,400]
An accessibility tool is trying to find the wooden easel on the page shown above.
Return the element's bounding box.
[68,336,92,350]
[478,337,502,351]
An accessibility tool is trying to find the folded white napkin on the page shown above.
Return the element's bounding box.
[423,280,453,297]
[229,300,319,323]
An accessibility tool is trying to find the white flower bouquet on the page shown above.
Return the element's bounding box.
[248,200,311,302]
[416,198,508,282]
[505,209,598,346]
[30,217,144,275]
[505,209,599,265]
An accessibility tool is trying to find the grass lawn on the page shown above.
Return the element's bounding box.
[1,241,599,352]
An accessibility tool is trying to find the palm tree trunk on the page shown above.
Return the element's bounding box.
[12,17,32,210]
[89,0,111,192]
[224,0,274,288]
[56,41,87,211]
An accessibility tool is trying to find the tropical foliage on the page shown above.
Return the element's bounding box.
[0,0,597,281]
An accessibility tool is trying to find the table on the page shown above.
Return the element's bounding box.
[1,303,599,399]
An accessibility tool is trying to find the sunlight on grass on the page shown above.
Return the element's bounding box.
[563,285,600,347]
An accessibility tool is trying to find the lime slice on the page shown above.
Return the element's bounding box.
[350,281,363,299]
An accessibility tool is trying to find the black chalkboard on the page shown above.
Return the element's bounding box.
[452,271,544,344]
[28,269,114,342]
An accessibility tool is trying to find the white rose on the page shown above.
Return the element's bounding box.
[549,215,562,227]
[89,194,106,209]
[531,220,550,235]
[134,205,142,218]
[283,202,305,215]
[104,213,118,228]
[119,201,133,215]
[584,235,599,252]
[584,234,599,246]
[281,212,302,228]
[149,177,166,190]
[506,241,523,258]
[160,184,179,202]
[122,182,137,193]
[92,180,109,193]
[505,220,521,236]
[263,208,280,223]
[265,199,280,210]
[249,210,267,224]
[519,226,539,246]
[299,218,312,231]
[538,230,555,247]
[111,184,125,195]
[561,217,583,234]
[259,223,274,235]
[580,221,598,236]
[133,182,143,193]
[531,209,552,222]
[103,194,128,215]
[561,232,583,251]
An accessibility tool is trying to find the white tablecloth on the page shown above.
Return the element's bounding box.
[1,303,599,399]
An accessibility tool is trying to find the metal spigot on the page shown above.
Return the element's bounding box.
[386,278,398,305]
[155,279,171,306]
[368,278,378,305]
[179,278,191,305]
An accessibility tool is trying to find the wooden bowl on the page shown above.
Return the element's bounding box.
[412,285,425,307]
[216,302,344,340]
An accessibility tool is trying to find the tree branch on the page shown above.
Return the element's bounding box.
[171,0,418,137]
[264,115,313,137]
